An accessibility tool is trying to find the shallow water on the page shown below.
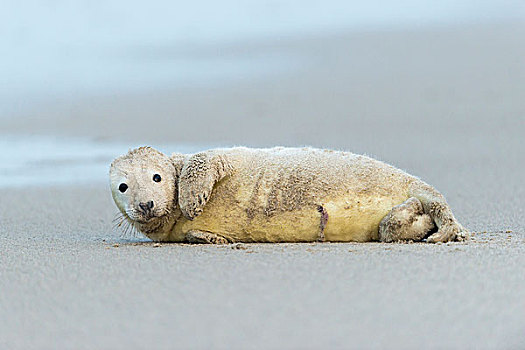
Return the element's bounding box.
[0,135,208,188]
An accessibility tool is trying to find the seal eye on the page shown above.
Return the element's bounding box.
[153,174,161,183]
[119,183,128,193]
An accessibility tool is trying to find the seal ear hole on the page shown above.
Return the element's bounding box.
[153,174,161,183]
[118,183,128,193]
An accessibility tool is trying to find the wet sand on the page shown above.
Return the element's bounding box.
[1,23,524,348]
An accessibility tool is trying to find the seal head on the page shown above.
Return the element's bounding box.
[109,147,178,235]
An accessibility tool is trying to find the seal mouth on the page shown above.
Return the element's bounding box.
[131,211,168,225]
[133,215,158,224]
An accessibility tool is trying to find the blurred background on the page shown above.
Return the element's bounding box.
[1,1,524,112]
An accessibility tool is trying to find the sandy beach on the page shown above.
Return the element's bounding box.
[1,22,524,349]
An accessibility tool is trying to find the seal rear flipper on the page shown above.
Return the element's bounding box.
[379,197,436,242]
[409,182,468,243]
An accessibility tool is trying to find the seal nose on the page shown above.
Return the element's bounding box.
[139,201,154,213]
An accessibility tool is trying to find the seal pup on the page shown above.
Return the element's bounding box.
[109,146,467,243]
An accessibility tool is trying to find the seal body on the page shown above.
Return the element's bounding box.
[173,147,411,242]
[109,147,467,243]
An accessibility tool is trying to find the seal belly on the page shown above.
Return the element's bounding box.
[176,200,320,243]
[174,189,409,243]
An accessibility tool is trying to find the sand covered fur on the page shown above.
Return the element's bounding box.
[109,146,467,243]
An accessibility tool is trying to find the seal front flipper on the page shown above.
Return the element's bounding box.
[178,151,233,220]
[185,230,231,244]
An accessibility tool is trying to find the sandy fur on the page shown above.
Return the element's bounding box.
[109,146,467,243]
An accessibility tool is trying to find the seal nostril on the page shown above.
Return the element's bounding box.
[139,202,153,213]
